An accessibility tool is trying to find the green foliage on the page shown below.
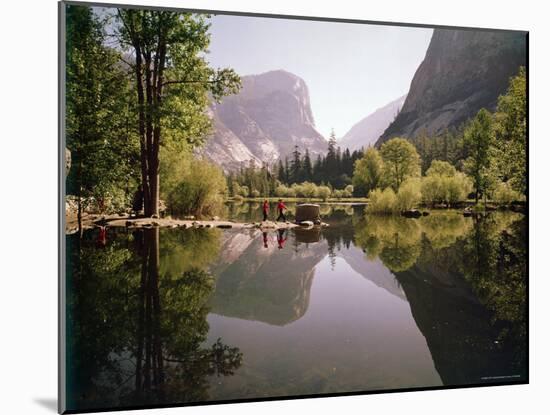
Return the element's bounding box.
[494,68,527,195]
[464,109,496,203]
[492,180,524,205]
[379,138,421,191]
[421,160,472,205]
[426,160,457,177]
[65,5,140,212]
[352,147,384,196]
[115,9,240,215]
[161,149,227,216]
[317,186,332,201]
[229,161,277,197]
[396,178,422,211]
[410,127,465,173]
[367,188,398,214]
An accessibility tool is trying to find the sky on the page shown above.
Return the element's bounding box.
[207,14,433,139]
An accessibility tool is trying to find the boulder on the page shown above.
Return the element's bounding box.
[295,204,321,223]
[299,220,314,227]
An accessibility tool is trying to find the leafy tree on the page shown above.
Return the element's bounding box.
[426,160,457,177]
[464,109,496,203]
[379,138,421,191]
[66,5,139,224]
[352,147,384,196]
[494,68,527,195]
[116,10,240,216]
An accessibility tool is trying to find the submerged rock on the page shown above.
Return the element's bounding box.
[402,209,422,218]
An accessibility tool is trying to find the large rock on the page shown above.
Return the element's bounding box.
[377,29,527,144]
[295,204,321,223]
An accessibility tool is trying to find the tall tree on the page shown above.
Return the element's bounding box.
[290,145,302,183]
[277,159,286,183]
[116,10,240,216]
[352,147,384,196]
[66,5,139,229]
[379,138,421,191]
[302,149,313,182]
[464,109,496,203]
[494,67,527,195]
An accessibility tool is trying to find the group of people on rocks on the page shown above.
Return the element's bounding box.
[262,199,287,222]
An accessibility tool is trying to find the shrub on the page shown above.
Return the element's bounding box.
[493,181,523,205]
[333,189,344,199]
[396,179,422,211]
[367,188,398,214]
[302,182,317,198]
[421,175,445,205]
[166,158,227,217]
[445,173,472,204]
[250,189,260,198]
[317,186,331,201]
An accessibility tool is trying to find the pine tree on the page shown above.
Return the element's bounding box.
[290,145,302,183]
[302,149,313,182]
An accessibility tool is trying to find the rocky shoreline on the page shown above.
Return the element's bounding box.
[65,213,327,235]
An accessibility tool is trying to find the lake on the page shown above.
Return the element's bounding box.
[65,203,527,411]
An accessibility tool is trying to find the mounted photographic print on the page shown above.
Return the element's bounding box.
[59,1,528,413]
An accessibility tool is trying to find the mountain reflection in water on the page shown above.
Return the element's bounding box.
[65,205,527,411]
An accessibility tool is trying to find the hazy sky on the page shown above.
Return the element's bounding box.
[207,14,433,139]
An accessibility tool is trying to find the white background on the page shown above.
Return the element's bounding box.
[0,0,547,414]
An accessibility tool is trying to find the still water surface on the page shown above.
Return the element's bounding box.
[66,203,527,411]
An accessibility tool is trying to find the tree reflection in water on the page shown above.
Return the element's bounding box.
[66,227,242,411]
[352,211,527,384]
[66,208,527,409]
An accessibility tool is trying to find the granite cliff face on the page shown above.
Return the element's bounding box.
[202,70,327,170]
[377,29,527,144]
[339,94,406,151]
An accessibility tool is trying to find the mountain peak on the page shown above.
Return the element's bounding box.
[377,29,526,144]
[203,70,326,170]
[339,94,407,152]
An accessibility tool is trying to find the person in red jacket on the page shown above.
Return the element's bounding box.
[276,199,287,222]
[262,199,269,222]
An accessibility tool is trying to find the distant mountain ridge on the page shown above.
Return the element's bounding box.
[339,94,407,151]
[202,70,327,171]
[377,29,527,144]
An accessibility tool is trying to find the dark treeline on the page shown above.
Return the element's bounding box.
[410,126,467,174]
[227,130,364,199]
[278,131,364,188]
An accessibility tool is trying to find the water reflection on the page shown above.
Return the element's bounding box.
[66,206,527,410]
[66,228,242,411]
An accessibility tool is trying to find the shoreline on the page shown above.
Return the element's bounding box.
[66,214,309,235]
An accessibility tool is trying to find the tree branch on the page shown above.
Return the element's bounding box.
[161,79,217,87]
